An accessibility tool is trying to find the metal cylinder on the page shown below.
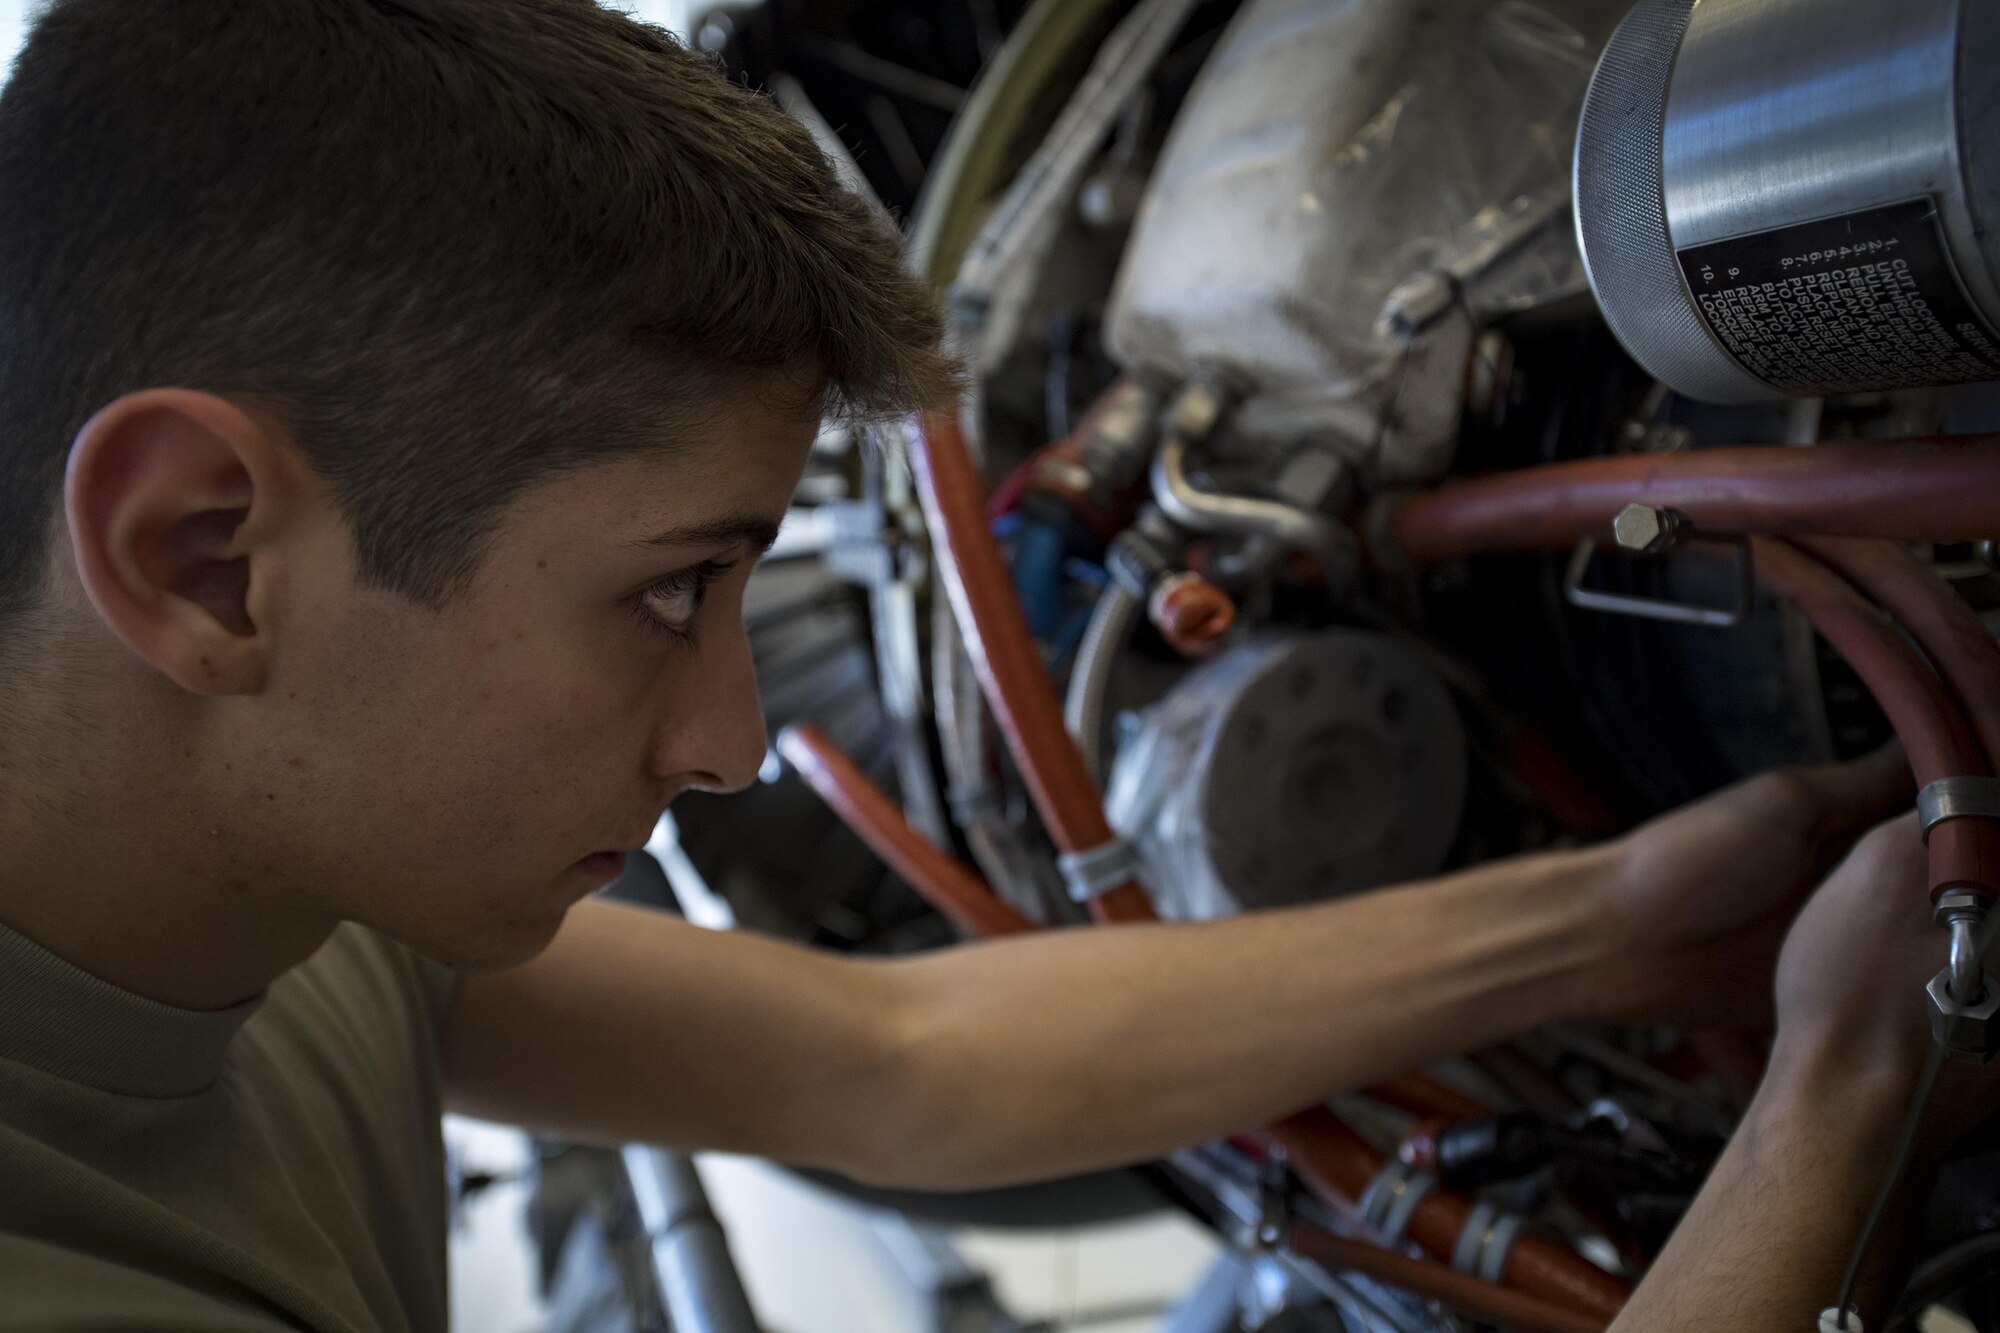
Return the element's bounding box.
[1576,0,2000,402]
[620,1146,761,1333]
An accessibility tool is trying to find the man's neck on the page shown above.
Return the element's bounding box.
[0,733,336,1011]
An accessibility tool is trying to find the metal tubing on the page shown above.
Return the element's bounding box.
[1064,582,1142,787]
[1391,437,2000,562]
[1151,433,1358,589]
[620,1146,761,1333]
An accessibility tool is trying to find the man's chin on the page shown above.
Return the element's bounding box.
[421,901,575,973]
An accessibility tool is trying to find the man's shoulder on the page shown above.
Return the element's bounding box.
[0,1230,301,1332]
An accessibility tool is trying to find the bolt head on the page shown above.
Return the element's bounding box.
[1928,966,2000,1063]
[1613,503,1682,554]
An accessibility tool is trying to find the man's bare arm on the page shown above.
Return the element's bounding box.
[438,757,1899,1190]
[440,848,1612,1188]
[1611,1039,1930,1330]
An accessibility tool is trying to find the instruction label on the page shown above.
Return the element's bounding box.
[1676,198,2000,393]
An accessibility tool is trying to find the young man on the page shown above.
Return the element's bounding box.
[0,3,1985,1330]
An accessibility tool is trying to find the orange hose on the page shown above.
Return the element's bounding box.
[1392,437,2000,562]
[1272,1108,1630,1318]
[1289,1223,1609,1333]
[908,408,1629,1318]
[1362,1073,1490,1124]
[1753,540,2000,903]
[1384,454,2000,905]
[777,725,1036,938]
[1797,536,2000,769]
[790,706,1629,1321]
[909,409,1155,925]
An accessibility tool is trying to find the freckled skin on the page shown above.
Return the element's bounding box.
[205,404,816,971]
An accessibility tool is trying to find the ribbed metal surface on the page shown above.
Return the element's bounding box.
[1574,0,1771,403]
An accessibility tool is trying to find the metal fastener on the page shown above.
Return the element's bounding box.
[1612,503,1689,555]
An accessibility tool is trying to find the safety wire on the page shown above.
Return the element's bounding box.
[1822,1038,1946,1331]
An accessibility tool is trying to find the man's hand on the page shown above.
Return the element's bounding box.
[1776,813,2000,1144]
[1612,814,2000,1330]
[1594,746,1911,1027]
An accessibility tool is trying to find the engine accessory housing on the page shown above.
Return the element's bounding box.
[1576,0,2000,402]
[1104,0,1617,481]
[1104,631,1467,919]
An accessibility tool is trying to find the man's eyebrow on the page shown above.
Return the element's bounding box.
[631,514,783,555]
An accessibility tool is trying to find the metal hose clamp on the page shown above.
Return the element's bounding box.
[1058,838,1145,902]
[1356,1160,1437,1250]
[946,780,1005,828]
[1918,777,2000,842]
[1449,1201,1526,1284]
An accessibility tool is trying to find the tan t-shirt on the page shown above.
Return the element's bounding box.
[0,921,459,1331]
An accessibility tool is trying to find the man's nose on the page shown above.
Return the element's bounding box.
[647,624,768,795]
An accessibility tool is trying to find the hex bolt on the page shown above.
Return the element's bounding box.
[1613,503,1690,555]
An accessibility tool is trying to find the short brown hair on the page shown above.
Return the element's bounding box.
[0,0,955,618]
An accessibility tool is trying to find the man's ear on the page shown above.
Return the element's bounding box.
[64,389,306,695]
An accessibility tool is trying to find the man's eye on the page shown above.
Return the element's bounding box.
[639,575,705,633]
[633,559,737,642]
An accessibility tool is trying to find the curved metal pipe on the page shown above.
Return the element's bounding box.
[1150,434,1359,590]
[1064,582,1142,787]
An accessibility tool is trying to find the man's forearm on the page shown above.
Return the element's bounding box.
[871,846,1620,1189]
[1612,1037,1932,1331]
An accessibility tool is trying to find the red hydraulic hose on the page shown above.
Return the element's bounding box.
[1361,1072,1490,1124]
[789,733,1632,1323]
[1753,539,2000,903]
[908,409,1156,925]
[908,408,1630,1318]
[782,723,1501,1147]
[1391,437,2000,562]
[1272,1108,1631,1320]
[1288,1223,1609,1333]
[1797,536,2000,769]
[778,725,1036,938]
[1384,448,2000,903]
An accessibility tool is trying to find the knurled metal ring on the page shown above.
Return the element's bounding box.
[1358,1160,1437,1249]
[1918,777,2000,843]
[1448,1202,1523,1282]
[1058,838,1145,902]
[1451,1202,1498,1273]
